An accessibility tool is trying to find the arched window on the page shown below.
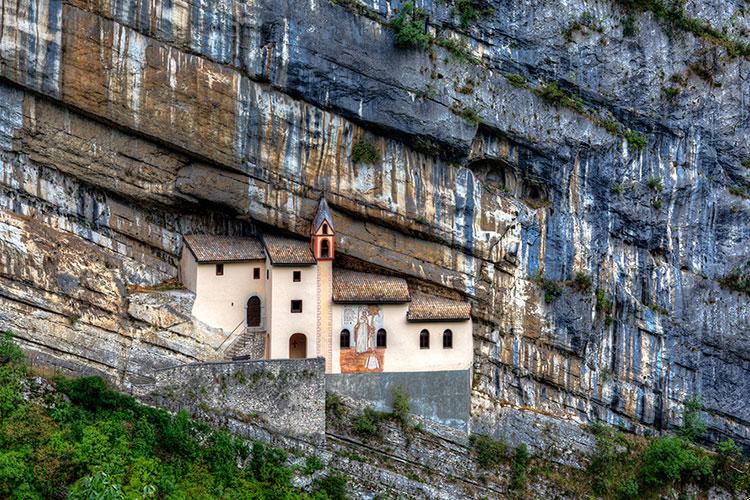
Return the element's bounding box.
[443,329,453,349]
[322,223,329,235]
[419,329,430,349]
[321,239,330,258]
[340,329,351,349]
[376,329,387,348]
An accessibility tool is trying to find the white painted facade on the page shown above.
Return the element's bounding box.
[178,199,473,375]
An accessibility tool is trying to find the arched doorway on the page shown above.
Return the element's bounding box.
[246,296,261,327]
[289,333,307,359]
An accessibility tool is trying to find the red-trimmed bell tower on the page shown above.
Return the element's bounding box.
[311,197,335,261]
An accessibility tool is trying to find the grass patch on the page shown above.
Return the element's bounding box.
[647,175,664,192]
[504,73,528,88]
[572,271,593,293]
[535,275,563,303]
[469,433,508,470]
[624,129,647,151]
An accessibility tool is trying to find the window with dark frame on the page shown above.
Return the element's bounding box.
[376,329,387,348]
[419,329,430,349]
[443,329,453,349]
[291,300,303,313]
[267,269,269,280]
[215,264,224,276]
[340,329,350,348]
[321,239,330,258]
[253,267,261,279]
[293,271,301,282]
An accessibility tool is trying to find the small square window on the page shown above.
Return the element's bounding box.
[215,264,224,276]
[291,300,303,313]
[253,267,261,279]
[293,271,301,282]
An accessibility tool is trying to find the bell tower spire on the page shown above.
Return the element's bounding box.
[311,197,335,261]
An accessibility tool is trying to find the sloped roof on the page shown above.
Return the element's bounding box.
[407,292,472,322]
[184,235,265,263]
[332,270,410,303]
[262,234,316,265]
[313,197,334,233]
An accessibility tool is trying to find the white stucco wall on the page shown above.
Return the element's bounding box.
[330,303,472,374]
[190,260,267,333]
[179,249,198,293]
[268,265,319,359]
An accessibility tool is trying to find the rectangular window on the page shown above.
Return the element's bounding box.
[253,267,261,279]
[215,264,224,276]
[267,269,269,280]
[293,271,301,282]
[291,300,303,313]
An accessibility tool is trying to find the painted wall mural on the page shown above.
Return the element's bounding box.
[340,305,384,373]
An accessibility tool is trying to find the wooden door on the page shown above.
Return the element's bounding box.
[247,296,261,327]
[289,333,307,359]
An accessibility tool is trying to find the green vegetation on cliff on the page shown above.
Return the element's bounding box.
[0,333,341,499]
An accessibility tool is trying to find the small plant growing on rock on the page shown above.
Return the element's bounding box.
[504,73,527,88]
[625,129,647,151]
[451,105,482,125]
[313,472,348,500]
[470,433,507,470]
[679,394,706,443]
[652,198,663,210]
[351,139,381,164]
[391,385,410,426]
[729,186,749,199]
[391,2,431,49]
[572,271,593,293]
[325,391,347,422]
[353,407,382,437]
[536,275,563,303]
[647,176,664,192]
[612,183,625,195]
[595,289,612,313]
[510,443,530,492]
[718,262,750,297]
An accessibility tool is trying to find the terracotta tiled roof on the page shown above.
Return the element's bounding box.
[313,197,334,232]
[407,292,472,321]
[332,270,410,303]
[183,235,265,263]
[262,234,316,265]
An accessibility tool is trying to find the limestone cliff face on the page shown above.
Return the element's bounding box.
[0,0,748,453]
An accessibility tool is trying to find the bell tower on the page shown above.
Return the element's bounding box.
[312,197,334,372]
[311,197,334,261]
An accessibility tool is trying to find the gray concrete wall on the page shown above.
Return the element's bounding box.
[326,370,471,431]
[138,357,326,444]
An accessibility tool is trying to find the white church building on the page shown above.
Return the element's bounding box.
[178,199,473,375]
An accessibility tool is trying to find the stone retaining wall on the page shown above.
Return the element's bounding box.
[137,357,326,444]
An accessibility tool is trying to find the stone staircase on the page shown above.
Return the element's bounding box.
[224,328,265,360]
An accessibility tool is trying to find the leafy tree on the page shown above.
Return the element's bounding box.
[391,2,431,49]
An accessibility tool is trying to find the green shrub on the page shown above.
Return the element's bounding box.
[325,391,347,421]
[504,73,527,88]
[536,82,585,112]
[510,443,529,491]
[391,2,431,49]
[624,129,646,151]
[714,439,745,490]
[314,471,348,500]
[729,186,749,199]
[351,140,381,164]
[303,455,324,475]
[595,289,612,312]
[718,262,750,297]
[646,176,664,192]
[652,198,663,210]
[453,0,477,28]
[612,183,625,194]
[641,437,713,487]
[573,271,592,293]
[391,386,410,426]
[469,434,507,470]
[536,276,563,303]
[679,394,706,442]
[662,86,681,100]
[452,106,482,125]
[353,407,382,437]
[622,15,638,36]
